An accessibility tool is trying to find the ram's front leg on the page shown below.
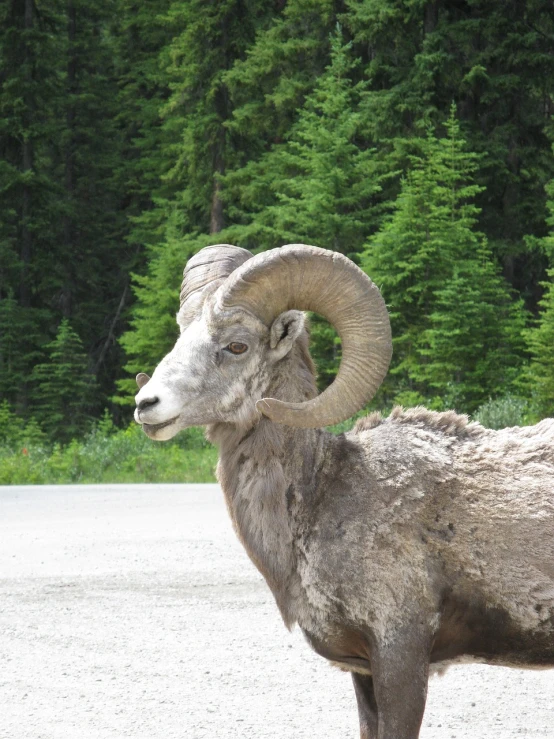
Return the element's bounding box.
[352,673,378,739]
[369,622,433,739]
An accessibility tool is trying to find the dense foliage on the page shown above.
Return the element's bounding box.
[0,402,217,484]
[2,0,554,454]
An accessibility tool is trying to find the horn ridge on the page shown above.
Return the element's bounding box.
[179,244,253,310]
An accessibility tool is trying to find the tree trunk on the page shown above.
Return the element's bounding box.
[210,86,227,234]
[423,1,439,36]
[210,178,225,234]
[62,2,78,317]
[20,0,34,309]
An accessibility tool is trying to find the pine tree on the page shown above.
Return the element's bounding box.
[31,320,97,441]
[418,248,526,412]
[525,269,554,418]
[112,0,175,260]
[524,179,554,418]
[0,295,47,413]
[157,0,272,237]
[224,27,388,256]
[363,107,525,411]
[223,0,338,155]
[0,0,66,411]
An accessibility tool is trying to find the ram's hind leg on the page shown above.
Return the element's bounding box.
[352,673,378,739]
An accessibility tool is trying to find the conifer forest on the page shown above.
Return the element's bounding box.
[2,0,554,470]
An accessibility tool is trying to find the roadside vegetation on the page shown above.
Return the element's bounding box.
[0,404,217,485]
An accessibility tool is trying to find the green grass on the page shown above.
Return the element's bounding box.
[0,420,217,485]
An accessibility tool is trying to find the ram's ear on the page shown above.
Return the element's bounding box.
[268,310,305,360]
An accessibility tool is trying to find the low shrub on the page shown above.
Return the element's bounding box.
[473,395,530,430]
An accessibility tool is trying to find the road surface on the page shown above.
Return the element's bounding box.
[1,484,553,738]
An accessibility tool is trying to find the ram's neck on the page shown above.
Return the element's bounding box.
[206,339,329,627]
[210,418,329,628]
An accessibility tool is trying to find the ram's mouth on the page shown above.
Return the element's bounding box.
[141,416,179,434]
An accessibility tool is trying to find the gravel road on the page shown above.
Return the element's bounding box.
[1,484,553,738]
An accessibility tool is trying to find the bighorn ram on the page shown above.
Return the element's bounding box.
[134,244,554,739]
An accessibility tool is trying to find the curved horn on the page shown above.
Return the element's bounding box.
[214,244,392,428]
[180,244,253,310]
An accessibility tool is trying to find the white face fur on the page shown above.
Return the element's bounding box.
[134,298,305,440]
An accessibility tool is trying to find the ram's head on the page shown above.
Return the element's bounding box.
[134,244,392,438]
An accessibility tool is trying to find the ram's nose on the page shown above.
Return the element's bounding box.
[135,373,155,421]
[137,395,160,414]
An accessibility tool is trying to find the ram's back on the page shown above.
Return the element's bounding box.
[348,408,554,659]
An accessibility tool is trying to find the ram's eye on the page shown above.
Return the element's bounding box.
[224,342,248,355]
